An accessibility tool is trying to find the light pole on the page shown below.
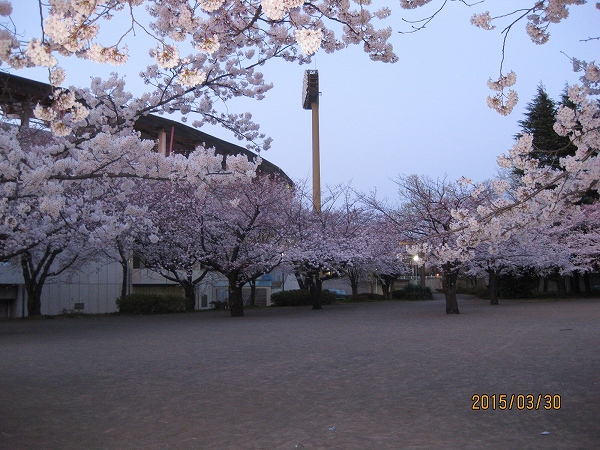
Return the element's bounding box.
[413,254,426,287]
[412,254,419,281]
[302,70,320,212]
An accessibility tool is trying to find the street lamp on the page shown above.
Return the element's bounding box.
[302,70,320,212]
[412,254,419,280]
[413,254,426,287]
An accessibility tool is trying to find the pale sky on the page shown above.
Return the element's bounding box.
[9,1,600,199]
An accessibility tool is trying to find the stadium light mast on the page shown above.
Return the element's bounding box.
[302,70,320,212]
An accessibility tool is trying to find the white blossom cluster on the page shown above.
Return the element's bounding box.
[195,35,220,54]
[294,28,323,56]
[86,44,129,66]
[154,44,180,69]
[177,68,207,88]
[528,0,588,44]
[49,67,66,86]
[470,12,495,30]
[198,0,226,13]
[585,62,600,83]
[0,0,11,16]
[485,71,518,115]
[487,71,516,91]
[463,1,591,115]
[261,0,304,21]
[526,22,550,45]
[26,39,57,68]
[33,89,90,136]
[486,90,519,116]
[43,14,99,53]
[399,0,433,10]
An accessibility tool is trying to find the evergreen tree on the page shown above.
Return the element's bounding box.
[517,84,576,169]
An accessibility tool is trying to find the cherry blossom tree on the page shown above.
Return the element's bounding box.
[197,175,294,317]
[367,217,411,299]
[401,3,600,252]
[6,159,106,316]
[0,121,256,259]
[462,222,567,304]
[19,231,89,317]
[132,180,210,311]
[452,84,599,279]
[80,177,159,299]
[332,203,412,300]
[0,115,260,315]
[367,175,478,314]
[565,202,600,275]
[284,184,372,309]
[0,1,397,150]
[529,202,600,294]
[329,188,379,298]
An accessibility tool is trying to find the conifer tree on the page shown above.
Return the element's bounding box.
[517,84,575,169]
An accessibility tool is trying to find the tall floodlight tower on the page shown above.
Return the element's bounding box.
[302,70,320,212]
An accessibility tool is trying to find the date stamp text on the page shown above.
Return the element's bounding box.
[471,394,561,410]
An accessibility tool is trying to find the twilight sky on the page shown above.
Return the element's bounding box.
[10,1,600,199]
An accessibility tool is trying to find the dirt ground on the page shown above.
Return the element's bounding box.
[1,294,599,449]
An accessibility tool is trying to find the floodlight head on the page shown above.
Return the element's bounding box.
[302,70,319,109]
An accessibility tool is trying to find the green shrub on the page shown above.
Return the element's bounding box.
[116,293,187,314]
[392,284,434,300]
[270,289,336,307]
[271,289,310,306]
[348,292,387,302]
[319,290,336,305]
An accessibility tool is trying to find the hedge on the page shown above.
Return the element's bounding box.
[392,284,434,300]
[116,293,187,314]
[270,289,336,307]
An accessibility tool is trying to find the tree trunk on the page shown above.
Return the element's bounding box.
[21,249,61,317]
[350,278,358,297]
[570,271,580,294]
[347,270,360,297]
[379,275,393,299]
[295,270,309,291]
[442,263,460,314]
[116,241,129,299]
[556,276,567,297]
[24,280,43,317]
[381,281,390,299]
[419,266,426,288]
[584,272,592,296]
[487,269,499,305]
[119,259,129,299]
[309,274,323,310]
[249,279,256,306]
[228,278,244,317]
[182,281,196,311]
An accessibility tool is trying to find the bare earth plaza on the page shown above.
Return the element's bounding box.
[1,295,599,449]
